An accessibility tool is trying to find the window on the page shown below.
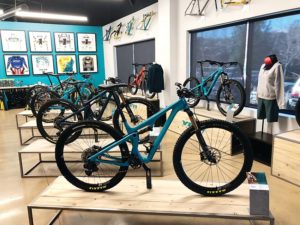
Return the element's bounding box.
[190,11,300,113]
[190,23,246,100]
[247,14,300,111]
[116,39,155,82]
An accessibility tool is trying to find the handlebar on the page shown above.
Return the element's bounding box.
[42,72,75,77]
[132,63,153,67]
[197,60,238,67]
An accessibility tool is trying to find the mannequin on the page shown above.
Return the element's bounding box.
[257,54,284,123]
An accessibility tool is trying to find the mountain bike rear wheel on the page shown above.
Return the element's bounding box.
[113,98,155,143]
[37,99,83,144]
[128,75,138,95]
[216,79,246,116]
[173,119,253,196]
[296,98,300,127]
[56,121,129,192]
[183,77,201,108]
[30,90,60,117]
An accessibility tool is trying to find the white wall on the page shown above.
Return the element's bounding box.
[103,0,300,134]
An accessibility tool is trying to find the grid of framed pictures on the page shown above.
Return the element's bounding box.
[0,29,98,76]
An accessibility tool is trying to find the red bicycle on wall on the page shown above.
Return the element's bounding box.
[128,63,155,99]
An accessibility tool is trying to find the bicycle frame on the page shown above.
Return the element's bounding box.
[89,97,193,166]
[134,66,146,86]
[191,67,226,97]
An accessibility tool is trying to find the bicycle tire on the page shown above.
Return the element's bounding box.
[26,85,48,108]
[296,98,300,127]
[56,120,129,192]
[216,79,246,116]
[143,77,156,99]
[183,77,201,108]
[89,93,117,121]
[112,97,156,143]
[173,119,253,196]
[30,90,60,117]
[37,99,83,144]
[128,75,138,95]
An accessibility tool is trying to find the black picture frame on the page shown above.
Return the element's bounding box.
[54,32,76,52]
[28,31,52,52]
[56,54,77,74]
[0,30,27,52]
[79,54,98,73]
[77,33,97,52]
[4,54,30,76]
[31,54,55,75]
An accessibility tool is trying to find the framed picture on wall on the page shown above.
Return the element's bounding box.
[4,55,29,76]
[77,33,97,52]
[56,55,77,73]
[79,55,98,73]
[31,55,54,75]
[29,31,52,52]
[54,32,75,52]
[0,30,27,52]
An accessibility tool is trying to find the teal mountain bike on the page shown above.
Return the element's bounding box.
[184,60,246,116]
[55,83,253,196]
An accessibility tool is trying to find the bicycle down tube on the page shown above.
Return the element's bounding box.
[89,97,202,166]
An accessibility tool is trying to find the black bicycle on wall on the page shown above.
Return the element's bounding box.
[37,78,155,144]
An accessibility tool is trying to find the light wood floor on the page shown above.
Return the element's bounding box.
[0,109,299,225]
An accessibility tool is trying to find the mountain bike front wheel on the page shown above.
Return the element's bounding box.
[216,79,246,117]
[183,77,201,108]
[173,119,253,196]
[56,121,129,192]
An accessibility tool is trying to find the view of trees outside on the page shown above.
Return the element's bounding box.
[247,14,300,110]
[190,23,246,100]
[191,13,300,112]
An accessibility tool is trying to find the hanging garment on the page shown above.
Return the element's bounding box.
[147,64,164,93]
[257,62,285,109]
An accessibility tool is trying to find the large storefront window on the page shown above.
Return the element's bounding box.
[247,14,300,110]
[190,23,246,100]
[190,12,300,113]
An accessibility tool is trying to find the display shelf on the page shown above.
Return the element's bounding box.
[17,119,113,145]
[272,129,300,186]
[19,139,163,178]
[249,132,273,166]
[16,110,34,128]
[27,176,274,225]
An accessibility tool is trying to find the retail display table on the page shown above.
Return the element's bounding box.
[27,177,274,225]
[19,139,163,178]
[272,129,300,186]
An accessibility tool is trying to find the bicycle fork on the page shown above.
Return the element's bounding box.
[185,109,217,164]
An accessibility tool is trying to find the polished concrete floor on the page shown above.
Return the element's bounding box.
[0,109,300,225]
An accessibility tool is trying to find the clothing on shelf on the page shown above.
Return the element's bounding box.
[257,62,285,109]
[147,63,164,93]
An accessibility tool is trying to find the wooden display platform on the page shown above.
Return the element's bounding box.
[272,129,300,186]
[17,118,113,145]
[19,139,163,178]
[27,177,274,225]
[16,110,34,128]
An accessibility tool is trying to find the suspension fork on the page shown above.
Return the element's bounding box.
[185,109,209,153]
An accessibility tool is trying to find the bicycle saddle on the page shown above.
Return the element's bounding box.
[98,83,128,90]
